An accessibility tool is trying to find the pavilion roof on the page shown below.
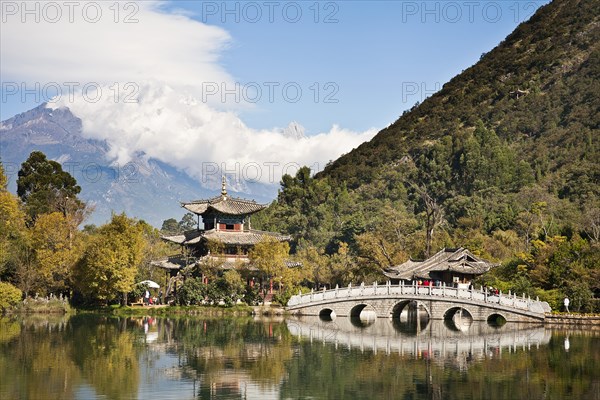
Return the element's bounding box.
[150,254,192,270]
[383,247,497,281]
[161,229,203,245]
[181,177,267,216]
[182,195,267,216]
[161,228,290,246]
[202,229,291,245]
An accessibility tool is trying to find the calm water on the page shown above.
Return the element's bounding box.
[0,314,598,400]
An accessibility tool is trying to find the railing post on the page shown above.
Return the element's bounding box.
[484,287,488,302]
[348,283,352,297]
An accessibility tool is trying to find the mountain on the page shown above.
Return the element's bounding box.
[319,0,599,205]
[0,104,276,227]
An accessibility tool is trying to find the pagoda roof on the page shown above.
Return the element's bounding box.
[161,229,203,245]
[181,177,267,216]
[150,254,192,270]
[161,228,290,246]
[203,229,290,245]
[383,247,497,281]
[182,195,267,216]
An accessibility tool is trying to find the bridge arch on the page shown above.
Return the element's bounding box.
[319,308,336,321]
[443,306,474,331]
[487,313,508,327]
[349,303,377,318]
[389,300,431,321]
[443,306,474,321]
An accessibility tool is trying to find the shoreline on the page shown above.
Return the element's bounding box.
[543,313,600,326]
[4,306,600,325]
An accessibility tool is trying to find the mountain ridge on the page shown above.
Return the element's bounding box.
[319,0,599,203]
[0,104,277,226]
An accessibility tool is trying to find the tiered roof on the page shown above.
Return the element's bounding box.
[181,177,266,216]
[202,229,290,245]
[383,247,496,281]
[182,196,266,215]
[162,229,290,246]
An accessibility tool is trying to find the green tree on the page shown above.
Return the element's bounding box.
[0,281,22,312]
[17,151,84,222]
[74,213,146,305]
[160,218,180,235]
[179,212,197,231]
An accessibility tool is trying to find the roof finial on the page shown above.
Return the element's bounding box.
[221,175,227,197]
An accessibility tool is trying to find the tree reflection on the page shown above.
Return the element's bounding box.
[168,317,294,397]
[1,316,598,400]
[69,315,140,399]
[0,315,81,400]
[0,315,140,400]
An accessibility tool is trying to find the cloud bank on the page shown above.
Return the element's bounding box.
[2,1,376,186]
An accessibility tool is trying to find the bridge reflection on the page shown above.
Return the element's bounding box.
[287,316,550,369]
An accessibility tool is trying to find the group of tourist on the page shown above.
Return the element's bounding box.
[487,287,501,295]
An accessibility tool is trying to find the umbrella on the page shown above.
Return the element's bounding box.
[138,280,160,289]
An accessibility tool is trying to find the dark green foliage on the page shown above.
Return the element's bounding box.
[160,218,180,235]
[177,277,208,305]
[320,0,599,203]
[177,271,247,306]
[17,151,83,222]
[160,213,198,235]
[179,212,197,231]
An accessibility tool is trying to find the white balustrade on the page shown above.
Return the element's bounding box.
[287,282,546,315]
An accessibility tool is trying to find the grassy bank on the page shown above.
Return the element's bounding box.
[5,296,72,315]
[109,304,256,316]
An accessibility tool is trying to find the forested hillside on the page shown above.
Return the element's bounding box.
[255,0,600,312]
[323,0,599,197]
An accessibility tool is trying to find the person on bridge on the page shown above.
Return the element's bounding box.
[564,297,570,313]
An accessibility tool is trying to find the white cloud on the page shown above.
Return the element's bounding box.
[51,83,376,185]
[1,1,232,91]
[3,1,376,187]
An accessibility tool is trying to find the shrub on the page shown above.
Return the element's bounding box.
[0,282,22,312]
[177,278,207,305]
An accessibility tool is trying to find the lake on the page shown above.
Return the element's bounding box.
[0,314,598,399]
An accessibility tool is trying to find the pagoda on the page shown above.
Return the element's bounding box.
[156,177,290,272]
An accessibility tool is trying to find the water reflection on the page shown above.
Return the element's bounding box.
[287,316,551,368]
[1,315,598,400]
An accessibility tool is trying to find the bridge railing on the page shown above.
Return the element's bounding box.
[287,281,550,314]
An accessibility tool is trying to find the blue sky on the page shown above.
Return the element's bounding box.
[0,0,550,183]
[138,0,549,134]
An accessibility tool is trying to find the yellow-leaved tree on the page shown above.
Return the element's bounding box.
[74,213,146,305]
[250,237,311,304]
[31,212,83,295]
[0,162,27,278]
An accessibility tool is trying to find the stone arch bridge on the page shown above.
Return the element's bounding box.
[286,282,550,323]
